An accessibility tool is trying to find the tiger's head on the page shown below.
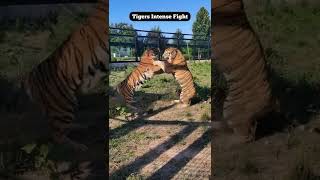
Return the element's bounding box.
[139,48,163,76]
[162,47,185,65]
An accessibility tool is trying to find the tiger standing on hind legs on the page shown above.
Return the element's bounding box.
[153,47,196,108]
[22,0,108,151]
[109,48,164,118]
[212,0,279,143]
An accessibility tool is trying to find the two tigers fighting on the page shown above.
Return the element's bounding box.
[113,47,197,117]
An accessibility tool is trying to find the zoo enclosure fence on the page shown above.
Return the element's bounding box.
[109,27,211,63]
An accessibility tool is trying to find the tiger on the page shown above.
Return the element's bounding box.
[111,48,163,112]
[22,0,108,151]
[212,0,279,143]
[153,47,196,108]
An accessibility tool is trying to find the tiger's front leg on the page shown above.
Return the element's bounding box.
[153,60,166,72]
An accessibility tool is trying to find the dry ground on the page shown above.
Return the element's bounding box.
[213,116,320,180]
[109,100,211,179]
[109,61,212,179]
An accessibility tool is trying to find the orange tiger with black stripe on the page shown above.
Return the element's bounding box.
[212,0,278,143]
[114,48,163,111]
[23,0,108,151]
[153,47,196,108]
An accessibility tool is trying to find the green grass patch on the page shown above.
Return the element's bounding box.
[109,61,211,102]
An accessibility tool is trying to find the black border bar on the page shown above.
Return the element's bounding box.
[0,0,97,6]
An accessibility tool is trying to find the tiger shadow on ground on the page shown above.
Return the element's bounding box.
[109,118,211,179]
[0,75,107,178]
[255,71,320,139]
[109,90,211,179]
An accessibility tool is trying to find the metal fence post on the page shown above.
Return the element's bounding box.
[207,38,210,60]
[158,32,161,49]
[135,32,138,62]
[194,39,197,61]
[177,36,179,49]
[109,35,111,63]
[109,27,211,63]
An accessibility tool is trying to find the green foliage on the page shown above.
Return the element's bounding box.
[248,1,320,87]
[0,142,59,178]
[20,143,54,171]
[109,105,130,118]
[191,7,210,58]
[171,28,185,46]
[181,46,192,58]
[110,23,136,44]
[110,62,211,105]
[21,143,37,154]
[0,12,58,32]
[192,7,210,40]
[144,26,168,50]
[200,112,210,121]
[0,8,88,81]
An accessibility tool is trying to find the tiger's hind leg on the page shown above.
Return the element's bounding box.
[175,99,191,108]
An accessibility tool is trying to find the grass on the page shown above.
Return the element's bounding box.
[109,61,211,104]
[0,8,88,82]
[109,130,161,172]
[285,148,319,180]
[246,1,320,86]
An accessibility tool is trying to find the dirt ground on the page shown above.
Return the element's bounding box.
[213,114,320,180]
[109,99,211,179]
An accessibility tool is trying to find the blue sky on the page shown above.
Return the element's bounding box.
[109,0,211,35]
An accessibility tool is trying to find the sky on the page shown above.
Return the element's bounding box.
[109,0,211,35]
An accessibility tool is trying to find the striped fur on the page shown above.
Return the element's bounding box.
[154,47,196,107]
[212,0,277,142]
[23,1,108,151]
[115,49,163,110]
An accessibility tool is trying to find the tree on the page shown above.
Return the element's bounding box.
[110,23,136,44]
[144,26,168,51]
[109,23,136,59]
[172,28,185,49]
[192,7,211,59]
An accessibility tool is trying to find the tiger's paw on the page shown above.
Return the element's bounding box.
[153,61,165,71]
[172,100,180,103]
